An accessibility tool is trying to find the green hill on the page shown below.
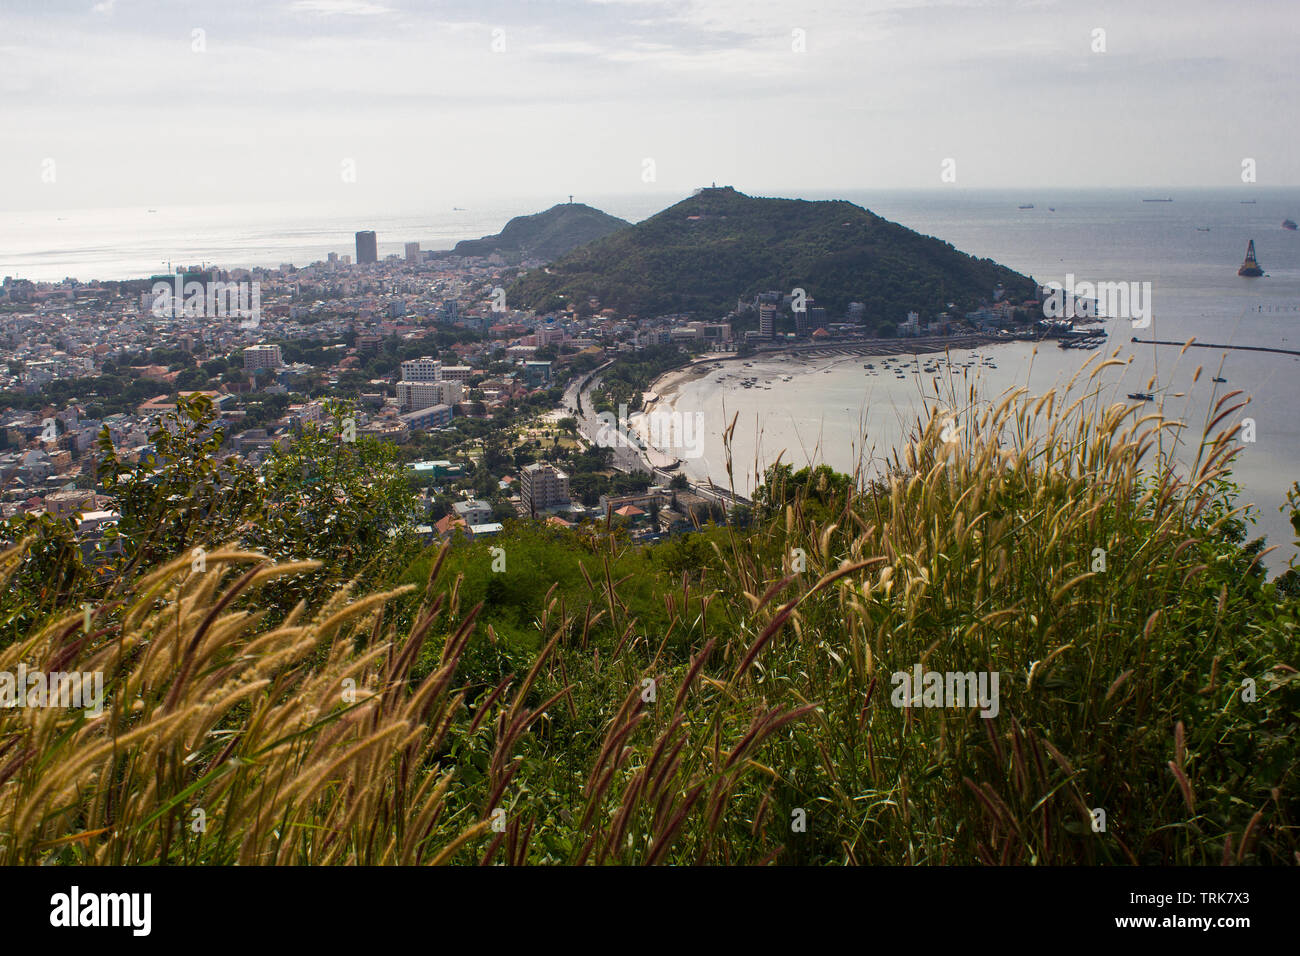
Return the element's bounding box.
[446,202,630,263]
[508,186,1037,324]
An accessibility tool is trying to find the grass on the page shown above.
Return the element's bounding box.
[1,360,1296,865]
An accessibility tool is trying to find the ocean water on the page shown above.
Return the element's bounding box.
[0,194,678,282]
[4,187,1298,561]
[661,188,1300,564]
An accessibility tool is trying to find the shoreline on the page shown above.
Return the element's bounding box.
[633,335,1014,481]
[644,334,1007,416]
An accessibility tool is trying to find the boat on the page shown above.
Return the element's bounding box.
[1127,392,1155,402]
[1143,198,1173,202]
[1212,376,1227,383]
[1196,227,1210,232]
[1284,219,1298,231]
[1240,200,1257,204]
[1238,239,1264,277]
[1018,204,1035,209]
[1048,207,1055,212]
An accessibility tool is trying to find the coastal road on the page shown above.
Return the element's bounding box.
[562,362,654,474]
[561,356,755,507]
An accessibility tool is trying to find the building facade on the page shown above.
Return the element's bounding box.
[520,462,571,514]
[397,380,463,411]
[355,230,378,265]
[243,344,283,370]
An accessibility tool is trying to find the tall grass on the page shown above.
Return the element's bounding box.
[1,367,1296,864]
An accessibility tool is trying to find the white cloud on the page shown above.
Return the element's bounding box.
[288,0,392,16]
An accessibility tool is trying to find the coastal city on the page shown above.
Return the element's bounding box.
[3,0,1297,905]
[0,214,1064,561]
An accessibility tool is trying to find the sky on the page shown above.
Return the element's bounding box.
[1,0,1297,211]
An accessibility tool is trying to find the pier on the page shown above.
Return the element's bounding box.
[1131,337,1300,358]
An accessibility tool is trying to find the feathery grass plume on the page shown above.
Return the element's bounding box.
[2,372,1298,865]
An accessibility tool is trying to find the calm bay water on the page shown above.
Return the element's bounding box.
[663,188,1300,564]
[4,188,1298,561]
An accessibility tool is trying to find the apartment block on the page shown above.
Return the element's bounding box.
[397,380,463,411]
[520,462,571,514]
[242,344,283,370]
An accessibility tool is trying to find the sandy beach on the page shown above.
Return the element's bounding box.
[640,335,1300,564]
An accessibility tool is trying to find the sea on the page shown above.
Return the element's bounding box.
[3,187,1299,565]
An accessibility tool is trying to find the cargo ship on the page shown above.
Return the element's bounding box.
[1284,219,1298,231]
[1238,240,1264,277]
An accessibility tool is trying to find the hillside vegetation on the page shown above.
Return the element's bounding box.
[446,203,630,263]
[509,187,1038,323]
[0,377,1297,865]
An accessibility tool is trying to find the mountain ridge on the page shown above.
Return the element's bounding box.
[440,202,630,263]
[508,187,1038,326]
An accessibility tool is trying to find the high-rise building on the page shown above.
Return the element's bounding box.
[242,344,283,370]
[355,231,378,265]
[521,462,571,515]
[404,242,420,262]
[400,356,441,381]
[758,302,777,338]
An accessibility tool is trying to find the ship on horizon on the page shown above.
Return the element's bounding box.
[1284,219,1298,231]
[1142,197,1173,202]
[1238,239,1264,277]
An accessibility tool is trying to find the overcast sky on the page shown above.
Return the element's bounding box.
[2,0,1297,210]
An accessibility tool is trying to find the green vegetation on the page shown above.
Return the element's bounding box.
[447,203,631,263]
[1,377,1297,865]
[590,345,687,416]
[509,187,1037,322]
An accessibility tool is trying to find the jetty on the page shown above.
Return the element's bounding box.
[1131,336,1300,358]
